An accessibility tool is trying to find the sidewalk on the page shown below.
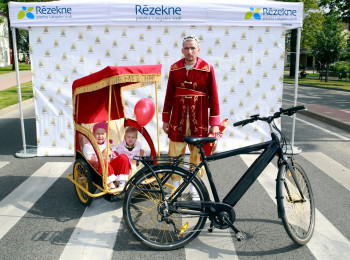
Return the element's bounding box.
[301,104,350,132]
[0,70,32,91]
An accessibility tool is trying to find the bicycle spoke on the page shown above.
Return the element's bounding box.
[278,163,315,245]
[123,165,209,250]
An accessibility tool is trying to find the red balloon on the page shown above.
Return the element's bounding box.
[134,98,155,127]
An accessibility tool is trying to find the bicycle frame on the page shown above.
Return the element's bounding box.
[183,131,306,211]
[197,134,280,207]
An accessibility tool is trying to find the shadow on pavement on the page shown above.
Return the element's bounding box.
[0,118,36,155]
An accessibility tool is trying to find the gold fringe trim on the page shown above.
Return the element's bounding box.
[170,66,185,72]
[73,73,161,119]
[75,74,161,97]
[170,66,210,73]
[193,67,211,72]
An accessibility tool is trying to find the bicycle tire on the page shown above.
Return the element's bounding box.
[277,161,315,245]
[73,159,94,206]
[123,164,210,250]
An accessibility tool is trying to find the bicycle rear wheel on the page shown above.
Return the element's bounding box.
[277,161,315,245]
[123,164,210,250]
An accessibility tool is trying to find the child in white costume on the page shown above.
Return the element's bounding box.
[117,126,144,166]
[83,122,130,189]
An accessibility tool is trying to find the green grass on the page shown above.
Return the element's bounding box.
[0,82,33,110]
[284,76,350,91]
[306,73,320,77]
[0,63,31,75]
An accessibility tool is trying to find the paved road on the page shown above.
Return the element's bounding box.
[285,83,350,111]
[283,83,350,130]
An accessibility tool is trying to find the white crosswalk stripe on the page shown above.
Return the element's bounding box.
[0,162,71,240]
[60,197,123,259]
[185,229,238,260]
[240,154,350,260]
[301,152,350,192]
[0,161,9,169]
[185,174,239,260]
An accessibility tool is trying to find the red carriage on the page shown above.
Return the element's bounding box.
[67,65,162,205]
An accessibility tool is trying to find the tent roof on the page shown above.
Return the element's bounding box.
[72,65,162,95]
[9,0,303,29]
[73,65,161,124]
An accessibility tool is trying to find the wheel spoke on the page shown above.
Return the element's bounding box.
[123,165,208,250]
[279,163,315,245]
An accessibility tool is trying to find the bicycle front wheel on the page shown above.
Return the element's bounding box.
[277,161,315,245]
[123,164,210,250]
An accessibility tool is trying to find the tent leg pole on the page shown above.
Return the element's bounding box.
[291,27,301,147]
[155,82,160,156]
[12,27,27,154]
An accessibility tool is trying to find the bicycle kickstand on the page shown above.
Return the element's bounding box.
[221,214,245,241]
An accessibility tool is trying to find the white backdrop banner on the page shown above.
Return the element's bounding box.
[28,25,285,156]
[9,1,303,29]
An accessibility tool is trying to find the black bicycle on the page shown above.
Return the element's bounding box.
[123,105,315,250]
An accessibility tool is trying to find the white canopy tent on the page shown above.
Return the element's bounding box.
[9,0,303,157]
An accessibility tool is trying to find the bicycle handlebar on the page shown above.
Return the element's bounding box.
[233,105,306,127]
[233,118,255,127]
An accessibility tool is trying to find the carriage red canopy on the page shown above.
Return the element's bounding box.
[72,65,162,124]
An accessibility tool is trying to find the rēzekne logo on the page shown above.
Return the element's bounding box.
[245,7,261,20]
[18,6,35,19]
[17,5,73,20]
[245,6,298,21]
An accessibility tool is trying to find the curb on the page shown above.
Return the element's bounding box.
[0,98,34,117]
[300,110,350,132]
[284,82,350,93]
[299,84,350,93]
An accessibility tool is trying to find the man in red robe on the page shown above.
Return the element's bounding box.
[162,35,220,200]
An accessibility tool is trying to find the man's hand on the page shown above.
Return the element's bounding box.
[163,122,169,134]
[209,125,221,138]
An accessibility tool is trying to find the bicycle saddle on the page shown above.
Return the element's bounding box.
[184,136,217,146]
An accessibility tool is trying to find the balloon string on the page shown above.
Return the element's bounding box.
[141,127,144,155]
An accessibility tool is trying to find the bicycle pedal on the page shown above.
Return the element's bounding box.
[235,232,244,241]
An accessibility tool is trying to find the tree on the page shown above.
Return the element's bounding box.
[310,14,348,82]
[280,0,319,77]
[18,29,29,59]
[301,11,324,52]
[319,0,350,63]
[319,0,350,23]
[0,0,53,69]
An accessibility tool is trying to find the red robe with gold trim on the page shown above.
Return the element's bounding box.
[162,58,220,142]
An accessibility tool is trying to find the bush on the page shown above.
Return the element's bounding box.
[332,61,350,74]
